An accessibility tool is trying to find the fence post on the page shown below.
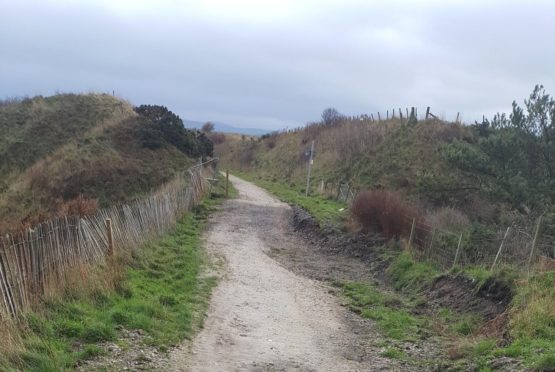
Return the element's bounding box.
[408,218,416,251]
[456,112,460,123]
[425,107,430,119]
[452,233,463,269]
[225,170,229,198]
[106,218,113,256]
[377,112,381,121]
[427,228,436,259]
[527,216,543,278]
[399,108,403,120]
[491,226,511,271]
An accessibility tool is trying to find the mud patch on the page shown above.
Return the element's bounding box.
[290,205,384,262]
[428,275,511,320]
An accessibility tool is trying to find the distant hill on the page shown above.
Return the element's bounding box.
[184,119,270,136]
[0,94,211,233]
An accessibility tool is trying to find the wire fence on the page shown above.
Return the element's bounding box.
[0,159,218,319]
[402,214,555,275]
[315,179,554,275]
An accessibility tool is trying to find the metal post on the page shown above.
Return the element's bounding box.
[305,140,315,196]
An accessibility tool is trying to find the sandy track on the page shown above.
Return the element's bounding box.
[170,175,392,371]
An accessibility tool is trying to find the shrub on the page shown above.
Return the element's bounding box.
[426,207,470,233]
[208,132,225,145]
[56,195,98,217]
[351,189,419,240]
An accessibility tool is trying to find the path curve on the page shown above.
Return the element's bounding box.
[171,175,391,371]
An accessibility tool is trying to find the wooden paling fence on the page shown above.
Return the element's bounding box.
[0,159,218,319]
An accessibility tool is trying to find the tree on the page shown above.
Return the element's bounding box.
[445,85,555,209]
[201,121,215,133]
[321,107,343,126]
[134,105,214,158]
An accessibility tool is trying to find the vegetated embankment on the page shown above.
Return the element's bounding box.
[216,86,555,370]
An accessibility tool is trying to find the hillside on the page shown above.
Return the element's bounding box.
[217,87,555,224]
[215,87,555,370]
[0,93,213,233]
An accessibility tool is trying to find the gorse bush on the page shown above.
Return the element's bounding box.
[351,189,420,240]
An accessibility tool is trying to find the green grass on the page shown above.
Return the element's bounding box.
[454,266,518,294]
[0,180,225,371]
[231,170,346,226]
[438,308,483,336]
[380,347,406,359]
[341,281,424,341]
[387,251,440,292]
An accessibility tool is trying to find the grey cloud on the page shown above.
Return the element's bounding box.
[1,1,554,129]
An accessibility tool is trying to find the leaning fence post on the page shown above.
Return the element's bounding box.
[225,170,229,198]
[106,218,113,256]
[491,226,511,271]
[408,218,416,251]
[452,233,463,269]
[427,228,436,259]
[527,216,543,278]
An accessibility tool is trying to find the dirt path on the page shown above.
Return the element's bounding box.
[170,175,395,371]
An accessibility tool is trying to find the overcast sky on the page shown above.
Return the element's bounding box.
[1,0,554,129]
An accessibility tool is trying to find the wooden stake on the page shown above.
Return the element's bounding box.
[527,216,543,278]
[425,107,430,119]
[106,218,113,256]
[427,228,436,259]
[456,112,460,123]
[452,234,463,269]
[225,170,229,198]
[408,218,416,251]
[491,226,511,271]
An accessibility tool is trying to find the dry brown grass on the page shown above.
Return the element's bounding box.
[426,207,471,233]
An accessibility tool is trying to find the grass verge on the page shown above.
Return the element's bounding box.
[0,179,226,371]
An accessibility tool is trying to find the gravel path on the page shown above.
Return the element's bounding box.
[170,175,393,371]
